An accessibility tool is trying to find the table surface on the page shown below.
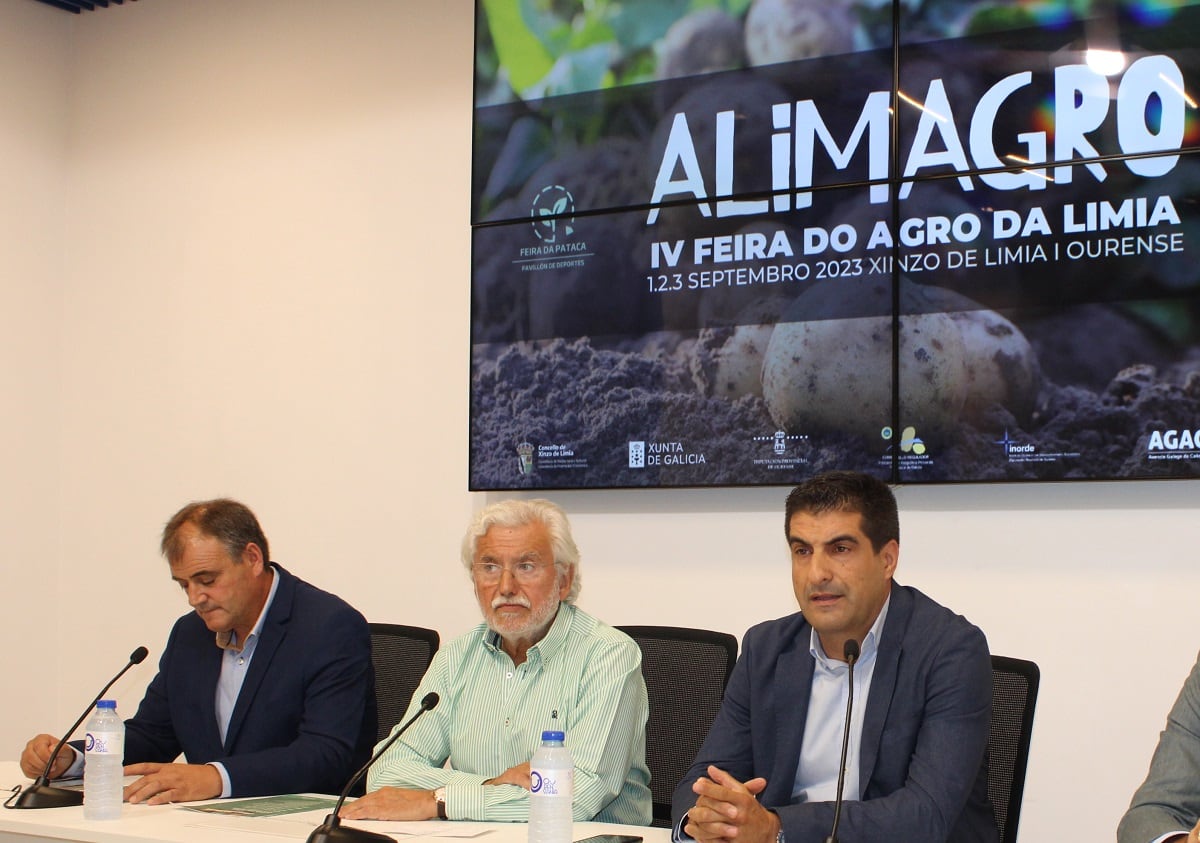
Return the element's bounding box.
[0,764,668,843]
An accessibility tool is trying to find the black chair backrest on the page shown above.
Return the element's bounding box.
[616,625,739,828]
[368,622,440,745]
[988,655,1040,843]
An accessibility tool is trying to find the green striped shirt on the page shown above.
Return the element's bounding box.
[367,603,651,824]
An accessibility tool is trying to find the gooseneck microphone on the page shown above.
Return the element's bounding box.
[305,691,440,843]
[823,639,860,843]
[8,645,149,810]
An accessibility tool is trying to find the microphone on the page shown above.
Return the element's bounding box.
[305,691,440,843]
[9,646,149,810]
[823,639,859,843]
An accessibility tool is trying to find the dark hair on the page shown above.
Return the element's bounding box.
[784,471,899,553]
[161,498,270,565]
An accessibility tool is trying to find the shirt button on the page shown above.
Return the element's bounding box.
[506,672,513,679]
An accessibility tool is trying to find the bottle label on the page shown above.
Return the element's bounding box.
[530,768,573,798]
[85,730,124,756]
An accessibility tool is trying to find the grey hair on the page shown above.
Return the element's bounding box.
[162,498,269,566]
[460,498,582,604]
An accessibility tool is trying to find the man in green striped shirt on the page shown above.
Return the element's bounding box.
[341,498,652,824]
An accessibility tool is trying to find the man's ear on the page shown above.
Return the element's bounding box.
[241,541,266,573]
[880,539,899,578]
[557,564,575,601]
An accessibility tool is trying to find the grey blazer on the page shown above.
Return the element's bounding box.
[1119,651,1200,843]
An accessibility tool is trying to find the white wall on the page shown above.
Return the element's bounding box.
[0,0,69,748]
[3,1,1197,840]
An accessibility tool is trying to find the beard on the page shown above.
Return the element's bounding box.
[486,592,562,643]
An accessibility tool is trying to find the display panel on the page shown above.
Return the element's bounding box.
[471,0,1200,489]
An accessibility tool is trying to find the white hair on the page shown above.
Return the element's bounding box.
[460,498,582,604]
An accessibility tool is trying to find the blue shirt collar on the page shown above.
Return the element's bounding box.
[809,591,892,669]
[215,562,280,652]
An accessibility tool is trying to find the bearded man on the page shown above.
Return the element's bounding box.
[343,499,651,825]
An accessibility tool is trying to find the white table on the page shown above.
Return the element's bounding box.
[0,764,667,843]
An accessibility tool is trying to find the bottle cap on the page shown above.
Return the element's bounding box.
[541,730,565,741]
[97,699,117,709]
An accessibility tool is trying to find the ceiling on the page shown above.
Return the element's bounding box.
[34,0,137,13]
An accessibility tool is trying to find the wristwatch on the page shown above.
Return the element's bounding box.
[434,786,447,820]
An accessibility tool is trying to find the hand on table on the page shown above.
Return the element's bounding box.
[339,786,438,821]
[122,762,222,804]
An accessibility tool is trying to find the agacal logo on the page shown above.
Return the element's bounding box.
[1147,428,1200,451]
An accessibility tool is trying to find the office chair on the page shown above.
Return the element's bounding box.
[988,654,1040,843]
[616,625,739,828]
[367,622,440,744]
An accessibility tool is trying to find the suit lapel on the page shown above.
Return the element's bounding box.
[195,637,225,752]
[223,564,294,753]
[768,620,815,804]
[858,583,909,794]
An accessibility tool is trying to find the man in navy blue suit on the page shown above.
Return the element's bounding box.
[20,498,375,803]
[673,472,997,843]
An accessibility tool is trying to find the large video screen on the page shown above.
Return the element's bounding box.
[470,0,1200,489]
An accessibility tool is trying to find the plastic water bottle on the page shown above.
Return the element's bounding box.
[529,730,573,843]
[83,699,124,820]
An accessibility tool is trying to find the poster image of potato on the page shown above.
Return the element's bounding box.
[470,0,1200,489]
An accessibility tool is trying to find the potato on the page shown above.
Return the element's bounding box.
[657,8,745,80]
[761,277,969,438]
[907,284,1041,424]
[691,295,796,400]
[744,0,856,66]
[951,309,1040,422]
[692,322,774,400]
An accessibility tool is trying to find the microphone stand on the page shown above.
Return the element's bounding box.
[306,692,440,843]
[823,639,860,843]
[8,646,149,810]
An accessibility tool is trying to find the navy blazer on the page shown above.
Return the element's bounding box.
[673,583,997,843]
[115,563,375,797]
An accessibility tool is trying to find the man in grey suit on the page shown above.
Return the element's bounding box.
[1120,654,1200,843]
[673,471,998,843]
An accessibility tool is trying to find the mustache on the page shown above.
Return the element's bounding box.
[492,595,531,609]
